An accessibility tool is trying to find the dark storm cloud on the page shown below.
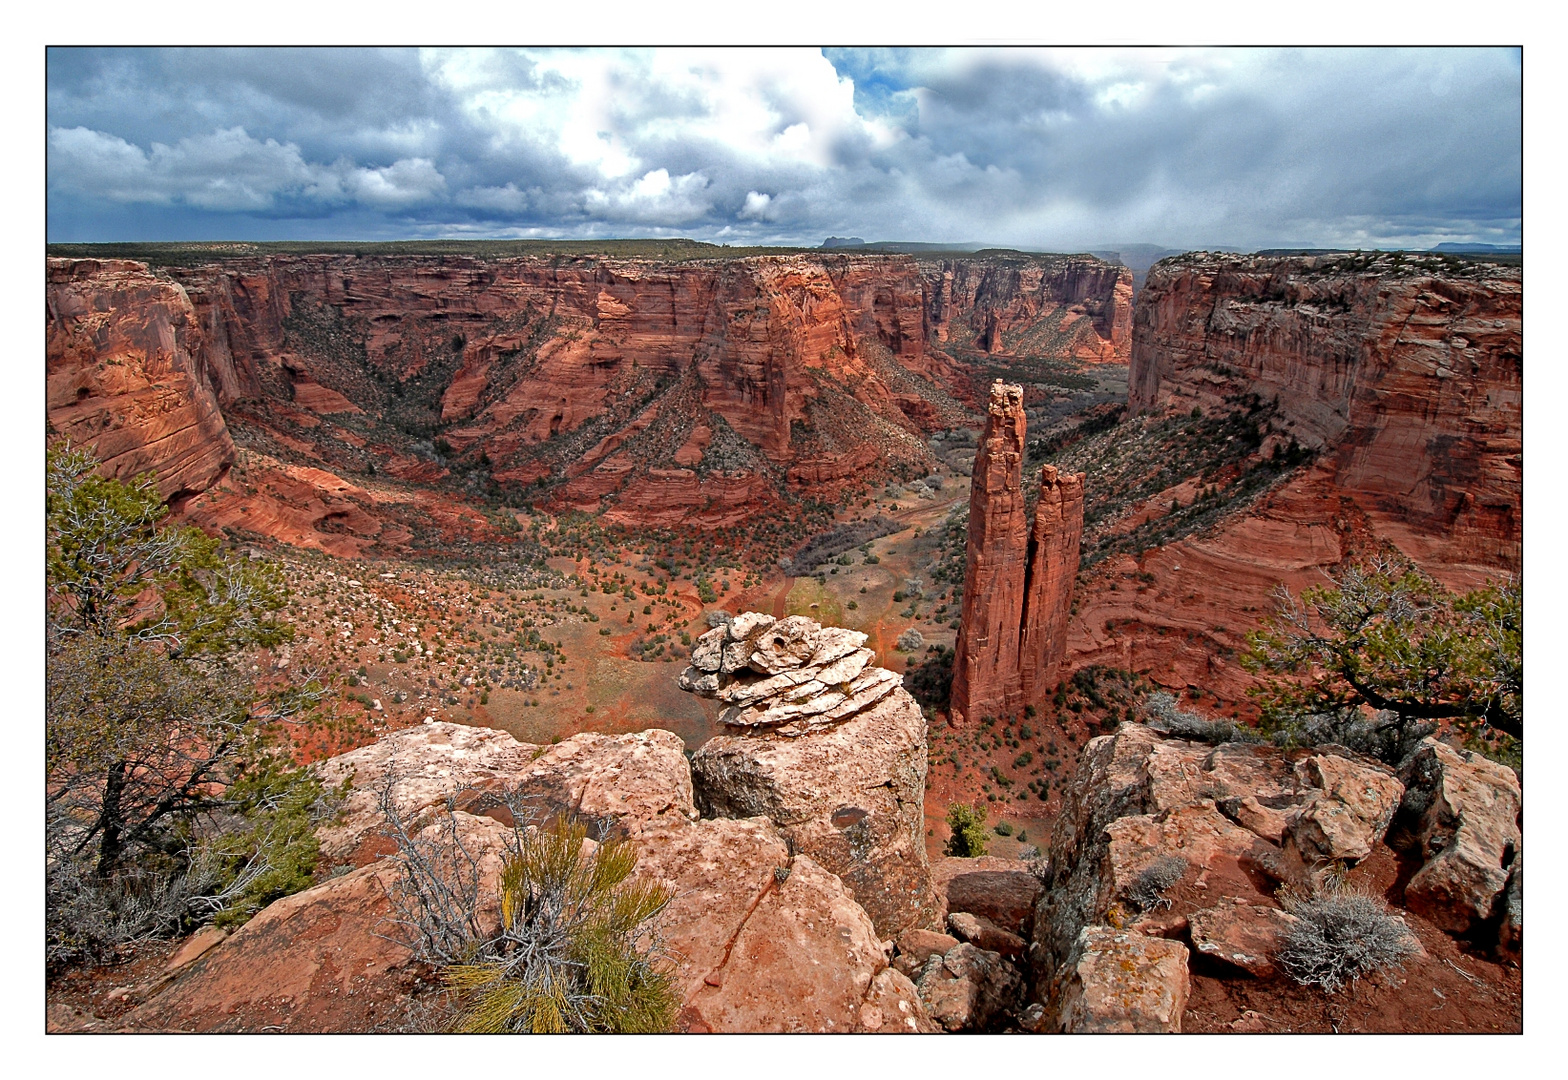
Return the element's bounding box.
[46,47,1521,249]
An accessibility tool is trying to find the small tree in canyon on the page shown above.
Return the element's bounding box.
[1243,554,1521,765]
[46,445,332,970]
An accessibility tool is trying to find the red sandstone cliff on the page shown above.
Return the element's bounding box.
[951,383,1032,722]
[922,255,1132,364]
[45,249,1129,543]
[1062,252,1522,701]
[951,383,1086,723]
[46,259,236,498]
[1019,465,1085,704]
[1129,252,1521,570]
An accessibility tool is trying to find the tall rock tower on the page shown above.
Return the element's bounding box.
[951,382,1085,724]
[1019,465,1086,706]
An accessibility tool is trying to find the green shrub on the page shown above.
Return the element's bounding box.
[945,802,989,858]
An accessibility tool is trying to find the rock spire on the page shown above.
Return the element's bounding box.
[951,381,1085,724]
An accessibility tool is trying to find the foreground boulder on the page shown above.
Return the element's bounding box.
[123,812,515,1032]
[932,856,1042,937]
[1052,927,1190,1033]
[681,614,936,937]
[914,942,1025,1033]
[121,723,933,1033]
[1398,739,1522,938]
[1187,899,1299,978]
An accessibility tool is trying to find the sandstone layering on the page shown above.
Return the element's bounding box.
[45,250,1131,545]
[1067,251,1521,700]
[950,381,1085,723]
[1129,251,1521,573]
[678,613,936,937]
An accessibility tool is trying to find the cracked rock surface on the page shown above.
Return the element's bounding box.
[680,613,937,938]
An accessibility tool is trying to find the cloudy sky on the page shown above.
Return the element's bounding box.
[45,46,1522,251]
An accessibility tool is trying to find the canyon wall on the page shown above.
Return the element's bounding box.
[922,255,1133,363]
[1129,252,1521,570]
[951,382,1086,723]
[46,249,1130,539]
[1064,252,1522,700]
[46,260,236,499]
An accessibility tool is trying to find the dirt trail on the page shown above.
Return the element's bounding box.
[770,577,795,618]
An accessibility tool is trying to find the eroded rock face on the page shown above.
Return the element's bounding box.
[1130,252,1521,572]
[1188,899,1299,977]
[922,256,1132,363]
[47,259,236,499]
[915,941,1025,1033]
[681,614,935,937]
[950,382,1086,723]
[940,865,1042,937]
[1398,739,1522,936]
[1019,464,1086,704]
[123,812,515,1033]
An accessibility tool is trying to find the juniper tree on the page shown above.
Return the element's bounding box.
[46,445,332,968]
[1242,554,1520,764]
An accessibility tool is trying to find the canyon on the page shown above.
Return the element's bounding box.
[47,247,1132,553]
[44,244,1523,1034]
[1060,251,1521,704]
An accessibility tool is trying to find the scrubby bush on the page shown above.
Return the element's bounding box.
[895,628,925,652]
[1142,691,1259,745]
[45,445,329,972]
[1275,888,1420,993]
[945,802,989,858]
[1125,855,1187,911]
[445,818,678,1033]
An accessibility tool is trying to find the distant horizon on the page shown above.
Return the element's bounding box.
[43,236,1523,257]
[47,47,1521,252]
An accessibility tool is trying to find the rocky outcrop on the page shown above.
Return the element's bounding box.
[1019,465,1086,704]
[951,382,1085,722]
[1052,926,1190,1033]
[679,613,935,937]
[937,861,1042,938]
[950,382,1031,721]
[47,258,236,498]
[1065,253,1521,706]
[913,941,1025,1032]
[121,721,934,1034]
[1187,900,1298,977]
[1397,739,1522,938]
[1129,252,1521,571]
[1031,723,1406,1030]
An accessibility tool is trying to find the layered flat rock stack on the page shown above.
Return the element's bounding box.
[678,613,936,937]
[950,381,1085,724]
[678,612,901,736]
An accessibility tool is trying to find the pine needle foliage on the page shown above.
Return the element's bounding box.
[442,817,678,1034]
